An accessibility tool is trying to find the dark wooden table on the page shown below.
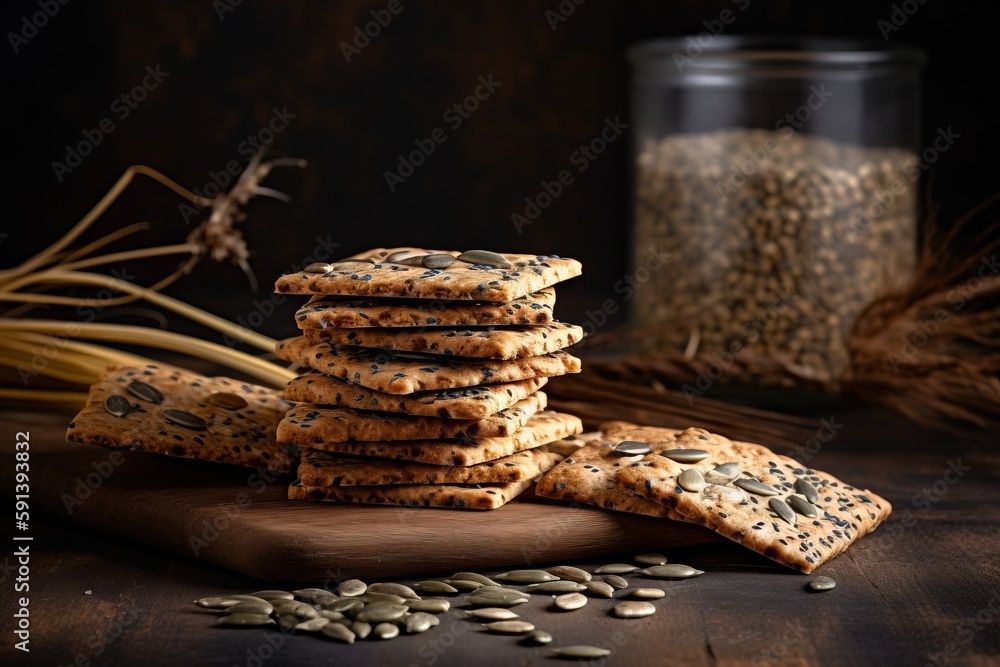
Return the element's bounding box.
[2,405,999,667]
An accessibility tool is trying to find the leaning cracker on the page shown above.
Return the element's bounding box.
[66,365,293,471]
[278,411,583,466]
[282,393,546,441]
[303,322,584,360]
[296,289,557,329]
[297,447,562,486]
[275,336,580,394]
[535,437,680,519]
[284,373,548,420]
[607,422,892,573]
[288,478,539,510]
[274,248,582,302]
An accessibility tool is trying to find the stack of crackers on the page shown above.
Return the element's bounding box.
[536,422,892,572]
[273,248,586,510]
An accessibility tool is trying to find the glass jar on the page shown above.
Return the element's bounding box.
[628,37,924,389]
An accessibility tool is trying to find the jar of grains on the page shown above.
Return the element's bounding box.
[628,37,924,389]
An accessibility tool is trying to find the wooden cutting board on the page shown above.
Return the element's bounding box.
[5,414,724,582]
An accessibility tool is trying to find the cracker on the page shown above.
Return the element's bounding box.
[288,478,538,510]
[277,411,583,466]
[275,336,580,395]
[296,289,557,329]
[284,372,548,419]
[274,248,582,302]
[534,437,679,519]
[297,447,562,486]
[302,322,583,360]
[66,365,293,471]
[282,393,546,441]
[605,422,892,573]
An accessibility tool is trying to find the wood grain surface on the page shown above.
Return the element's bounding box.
[2,406,998,667]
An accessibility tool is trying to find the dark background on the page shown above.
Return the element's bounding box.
[0,0,995,349]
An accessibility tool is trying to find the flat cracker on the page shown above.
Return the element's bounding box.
[297,447,562,486]
[534,437,679,519]
[295,289,557,329]
[66,365,293,471]
[277,411,583,466]
[274,247,582,302]
[288,478,538,510]
[281,393,546,441]
[605,422,892,573]
[275,336,580,395]
[302,322,584,360]
[284,373,548,419]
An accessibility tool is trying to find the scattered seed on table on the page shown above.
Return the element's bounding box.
[524,629,553,645]
[641,564,704,579]
[600,575,628,590]
[809,576,836,591]
[594,563,637,575]
[584,581,615,598]
[554,593,588,611]
[614,601,656,619]
[322,622,356,643]
[338,579,367,597]
[550,645,612,659]
[482,620,536,634]
[217,613,275,627]
[465,607,520,620]
[631,588,666,600]
[547,565,592,582]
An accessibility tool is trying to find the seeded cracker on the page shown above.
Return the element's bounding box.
[66,365,293,471]
[281,393,546,441]
[297,447,562,487]
[606,422,892,573]
[278,411,583,466]
[288,477,540,510]
[284,373,548,419]
[302,322,584,360]
[275,336,580,395]
[274,248,582,302]
[296,288,557,329]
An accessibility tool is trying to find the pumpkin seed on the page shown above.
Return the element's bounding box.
[466,593,528,607]
[593,563,637,574]
[205,392,248,410]
[465,607,520,620]
[294,617,330,632]
[614,440,651,456]
[451,572,499,587]
[360,592,408,605]
[126,380,163,404]
[162,409,207,430]
[531,580,586,594]
[495,569,559,584]
[734,478,781,496]
[405,598,450,613]
[321,622,356,643]
[809,576,836,591]
[584,581,615,598]
[659,448,709,463]
[338,578,367,597]
[482,620,535,634]
[769,497,797,526]
[367,582,419,599]
[291,587,330,602]
[787,494,818,518]
[249,590,294,601]
[396,255,428,266]
[600,575,628,590]
[524,629,553,645]
[355,603,408,623]
[277,614,299,630]
[704,462,741,484]
[422,254,456,269]
[631,588,665,600]
[271,599,307,615]
[103,395,132,417]
[323,598,364,614]
[641,564,704,579]
[550,645,611,659]
[196,595,263,609]
[444,579,484,591]
[372,622,399,640]
[614,601,656,618]
[303,262,334,274]
[634,552,668,566]
[405,612,438,633]
[217,613,275,627]
[412,581,458,595]
[318,610,345,621]
[456,249,513,269]
[351,620,372,639]
[547,565,591,582]
[223,601,273,615]
[795,477,820,504]
[678,468,706,492]
[554,593,588,611]
[294,605,319,620]
[386,250,424,263]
